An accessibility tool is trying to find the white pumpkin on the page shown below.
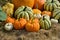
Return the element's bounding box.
[34,14,41,19]
[51,19,58,24]
[4,23,13,31]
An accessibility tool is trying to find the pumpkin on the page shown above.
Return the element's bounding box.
[13,18,27,30]
[14,6,33,20]
[58,19,60,23]
[13,20,20,30]
[53,7,60,20]
[4,23,13,31]
[42,11,51,16]
[33,0,45,10]
[19,18,27,28]
[44,0,60,11]
[12,0,34,10]
[6,17,15,24]
[39,15,51,30]
[25,19,40,32]
[33,9,41,19]
[51,19,58,23]
[2,2,14,17]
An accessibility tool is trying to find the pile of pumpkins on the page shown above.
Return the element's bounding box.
[0,0,60,32]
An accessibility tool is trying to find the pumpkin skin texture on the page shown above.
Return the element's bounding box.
[25,19,40,32]
[39,15,51,30]
[42,11,51,16]
[19,18,27,28]
[33,9,41,14]
[33,0,45,10]
[13,18,27,30]
[33,9,41,19]
[32,18,39,23]
[14,6,33,20]
[6,17,15,24]
[13,20,20,30]
[12,0,34,10]
[53,7,60,20]
[44,0,60,12]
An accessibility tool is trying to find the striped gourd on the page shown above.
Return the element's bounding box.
[14,6,33,20]
[44,0,60,12]
[53,7,60,20]
[39,15,51,30]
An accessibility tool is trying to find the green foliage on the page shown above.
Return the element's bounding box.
[0,6,7,22]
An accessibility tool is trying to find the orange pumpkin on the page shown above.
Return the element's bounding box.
[12,0,34,10]
[33,0,45,10]
[19,18,27,28]
[13,20,20,30]
[42,11,51,16]
[13,18,27,30]
[33,9,41,19]
[33,9,41,14]
[32,18,39,23]
[6,17,15,24]
[25,19,40,32]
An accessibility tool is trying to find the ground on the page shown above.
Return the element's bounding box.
[0,22,60,40]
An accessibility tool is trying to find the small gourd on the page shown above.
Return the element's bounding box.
[6,17,15,24]
[39,15,51,30]
[13,18,27,30]
[2,2,14,17]
[53,7,60,20]
[25,19,40,32]
[44,0,60,11]
[42,11,51,16]
[51,19,58,23]
[4,23,13,31]
[33,9,41,19]
[15,6,33,20]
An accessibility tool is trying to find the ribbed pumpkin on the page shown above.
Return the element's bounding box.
[25,19,40,32]
[14,6,33,20]
[53,7,60,20]
[6,17,15,24]
[13,18,27,30]
[58,19,60,23]
[39,15,51,30]
[42,11,51,16]
[44,0,60,11]
[33,9,41,19]
[33,0,45,10]
[12,0,34,10]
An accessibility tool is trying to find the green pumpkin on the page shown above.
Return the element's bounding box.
[39,15,51,30]
[44,0,60,12]
[58,18,60,23]
[53,7,60,20]
[14,6,33,20]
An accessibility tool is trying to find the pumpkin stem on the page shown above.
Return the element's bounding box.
[43,16,45,20]
[52,0,53,3]
[23,7,26,11]
[36,3,38,9]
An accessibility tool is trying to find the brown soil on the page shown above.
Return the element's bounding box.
[0,22,60,40]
